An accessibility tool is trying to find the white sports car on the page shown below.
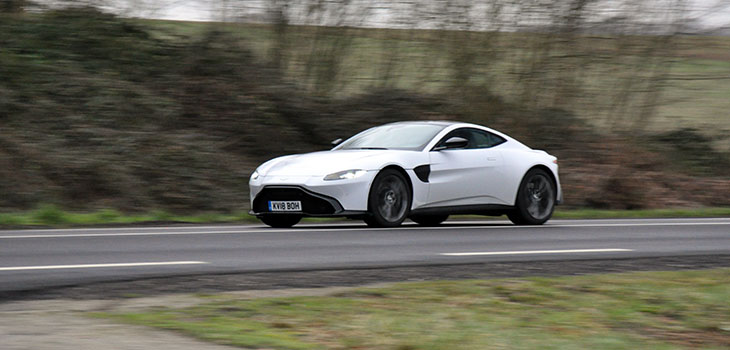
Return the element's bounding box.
[249,121,562,228]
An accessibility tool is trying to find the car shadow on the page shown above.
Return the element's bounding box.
[289,222,518,230]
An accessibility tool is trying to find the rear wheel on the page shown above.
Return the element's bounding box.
[508,168,556,225]
[260,215,302,228]
[410,215,449,226]
[365,169,411,227]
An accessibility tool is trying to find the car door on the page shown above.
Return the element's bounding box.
[427,128,509,207]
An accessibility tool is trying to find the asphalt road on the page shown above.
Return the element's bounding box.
[1,218,729,293]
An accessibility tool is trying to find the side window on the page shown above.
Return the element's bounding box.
[468,129,506,149]
[434,128,506,150]
[469,130,492,148]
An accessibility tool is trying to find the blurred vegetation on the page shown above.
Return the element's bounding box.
[0,6,728,214]
[652,128,730,176]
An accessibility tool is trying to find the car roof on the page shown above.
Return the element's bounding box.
[385,120,455,125]
[384,120,473,127]
[384,120,497,131]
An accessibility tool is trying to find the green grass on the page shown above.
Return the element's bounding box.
[99,269,730,350]
[0,206,728,228]
[0,205,257,227]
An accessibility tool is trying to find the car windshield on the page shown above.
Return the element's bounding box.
[338,123,447,151]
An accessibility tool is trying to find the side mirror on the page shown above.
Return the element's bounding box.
[331,138,343,146]
[433,136,468,151]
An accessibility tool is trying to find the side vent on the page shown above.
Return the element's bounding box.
[414,165,431,183]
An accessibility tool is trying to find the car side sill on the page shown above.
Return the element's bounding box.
[410,204,513,216]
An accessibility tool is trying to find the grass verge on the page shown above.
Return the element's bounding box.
[0,206,728,228]
[98,268,730,350]
[0,205,257,227]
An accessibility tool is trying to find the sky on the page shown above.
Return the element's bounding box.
[35,1,730,31]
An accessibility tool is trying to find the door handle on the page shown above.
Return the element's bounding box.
[487,157,497,161]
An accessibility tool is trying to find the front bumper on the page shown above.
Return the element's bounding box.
[252,185,367,217]
[249,172,375,216]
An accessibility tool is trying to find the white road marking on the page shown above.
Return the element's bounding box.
[0,261,208,271]
[0,221,728,239]
[441,248,634,256]
[0,230,254,239]
[0,224,260,233]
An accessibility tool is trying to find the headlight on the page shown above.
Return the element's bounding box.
[324,169,367,181]
[250,170,260,181]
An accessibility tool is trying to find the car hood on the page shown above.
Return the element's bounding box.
[259,150,416,177]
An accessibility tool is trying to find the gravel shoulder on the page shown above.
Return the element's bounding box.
[0,289,356,350]
[0,301,238,350]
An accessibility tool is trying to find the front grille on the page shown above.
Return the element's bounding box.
[253,186,342,215]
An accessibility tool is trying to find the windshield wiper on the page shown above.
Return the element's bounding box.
[350,147,389,150]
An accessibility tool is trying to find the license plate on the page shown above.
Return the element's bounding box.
[268,200,302,212]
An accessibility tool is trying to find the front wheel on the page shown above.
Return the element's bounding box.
[365,169,411,227]
[508,168,556,225]
[260,215,302,228]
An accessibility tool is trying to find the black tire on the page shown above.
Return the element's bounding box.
[410,214,449,226]
[508,168,556,225]
[365,169,411,227]
[260,215,302,228]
